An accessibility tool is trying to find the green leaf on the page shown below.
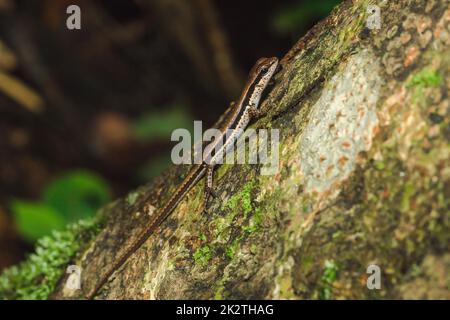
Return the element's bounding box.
[43,170,110,222]
[10,201,66,243]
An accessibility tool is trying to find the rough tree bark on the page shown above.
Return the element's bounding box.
[46,0,450,299]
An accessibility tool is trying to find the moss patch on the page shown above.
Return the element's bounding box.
[224,180,256,217]
[318,260,339,300]
[242,208,262,234]
[407,68,443,103]
[225,239,239,260]
[214,282,225,300]
[407,68,442,88]
[0,218,101,300]
[193,245,213,267]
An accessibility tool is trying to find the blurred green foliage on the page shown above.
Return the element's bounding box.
[137,155,173,182]
[43,171,110,221]
[131,105,193,142]
[273,0,341,37]
[10,202,65,243]
[132,104,194,181]
[10,170,110,243]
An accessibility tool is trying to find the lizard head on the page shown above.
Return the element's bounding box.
[247,56,279,108]
[252,57,279,84]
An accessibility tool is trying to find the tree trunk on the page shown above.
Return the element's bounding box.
[3,0,450,300]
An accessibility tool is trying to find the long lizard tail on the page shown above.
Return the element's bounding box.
[85,164,206,299]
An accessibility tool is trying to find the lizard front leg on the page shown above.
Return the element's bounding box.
[248,103,264,119]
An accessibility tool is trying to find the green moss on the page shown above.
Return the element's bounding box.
[277,274,296,299]
[400,183,415,212]
[224,180,256,217]
[318,260,339,300]
[407,68,442,88]
[193,245,213,267]
[213,217,229,239]
[301,256,314,274]
[0,217,101,300]
[225,239,239,260]
[407,68,443,103]
[374,161,385,171]
[208,180,263,281]
[242,208,262,233]
[214,180,262,241]
[331,230,343,239]
[222,180,262,234]
[214,283,225,300]
[328,1,366,64]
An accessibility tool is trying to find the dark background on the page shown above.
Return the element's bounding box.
[0,0,341,270]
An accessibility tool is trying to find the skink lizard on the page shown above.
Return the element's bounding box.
[86,56,279,299]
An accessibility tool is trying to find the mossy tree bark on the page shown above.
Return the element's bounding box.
[48,0,450,299]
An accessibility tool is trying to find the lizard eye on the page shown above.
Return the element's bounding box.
[260,66,269,74]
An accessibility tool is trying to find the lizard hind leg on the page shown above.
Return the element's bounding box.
[203,165,217,214]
